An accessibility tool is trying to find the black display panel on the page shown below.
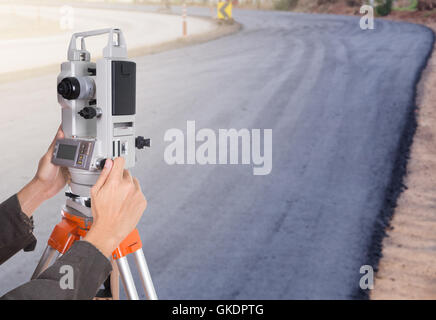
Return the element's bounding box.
[112,60,136,116]
[57,144,77,160]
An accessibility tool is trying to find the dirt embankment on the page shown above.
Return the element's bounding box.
[292,0,436,21]
[292,0,363,14]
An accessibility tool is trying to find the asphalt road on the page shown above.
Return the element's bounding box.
[0,6,433,299]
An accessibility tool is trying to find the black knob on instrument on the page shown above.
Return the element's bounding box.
[96,158,106,170]
[78,107,97,119]
[57,77,80,100]
[135,136,150,149]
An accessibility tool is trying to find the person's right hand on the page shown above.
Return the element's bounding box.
[83,157,147,257]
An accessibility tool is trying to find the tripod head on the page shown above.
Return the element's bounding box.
[52,28,149,215]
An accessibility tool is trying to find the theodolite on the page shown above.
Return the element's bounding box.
[31,28,156,300]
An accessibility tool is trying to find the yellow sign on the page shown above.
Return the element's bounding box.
[217,1,232,20]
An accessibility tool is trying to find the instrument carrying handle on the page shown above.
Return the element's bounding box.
[67,28,127,61]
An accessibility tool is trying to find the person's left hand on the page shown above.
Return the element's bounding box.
[18,126,70,216]
[34,126,70,199]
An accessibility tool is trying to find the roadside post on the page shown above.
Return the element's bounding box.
[182,1,187,37]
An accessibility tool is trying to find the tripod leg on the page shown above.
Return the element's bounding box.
[133,249,158,300]
[31,246,59,280]
[116,256,139,300]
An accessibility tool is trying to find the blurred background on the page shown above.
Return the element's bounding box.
[0,0,217,74]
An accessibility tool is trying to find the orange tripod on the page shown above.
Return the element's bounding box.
[31,207,157,300]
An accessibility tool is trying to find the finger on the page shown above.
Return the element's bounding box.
[122,170,134,196]
[107,157,125,183]
[61,167,71,184]
[132,177,141,191]
[133,178,147,210]
[47,125,64,153]
[123,169,133,184]
[92,159,113,193]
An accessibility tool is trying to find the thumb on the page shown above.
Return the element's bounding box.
[47,126,64,154]
[92,159,113,194]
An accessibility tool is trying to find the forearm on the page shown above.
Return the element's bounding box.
[1,241,112,300]
[17,178,48,218]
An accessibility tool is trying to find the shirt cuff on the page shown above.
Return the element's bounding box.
[6,194,36,251]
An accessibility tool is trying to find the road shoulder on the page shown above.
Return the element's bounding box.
[371,21,436,300]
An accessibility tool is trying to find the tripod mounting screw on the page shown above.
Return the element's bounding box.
[135,136,150,149]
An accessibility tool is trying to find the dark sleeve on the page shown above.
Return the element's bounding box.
[0,194,37,265]
[1,241,112,300]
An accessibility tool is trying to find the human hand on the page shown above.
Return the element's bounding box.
[83,158,147,257]
[34,126,70,199]
[18,126,70,217]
